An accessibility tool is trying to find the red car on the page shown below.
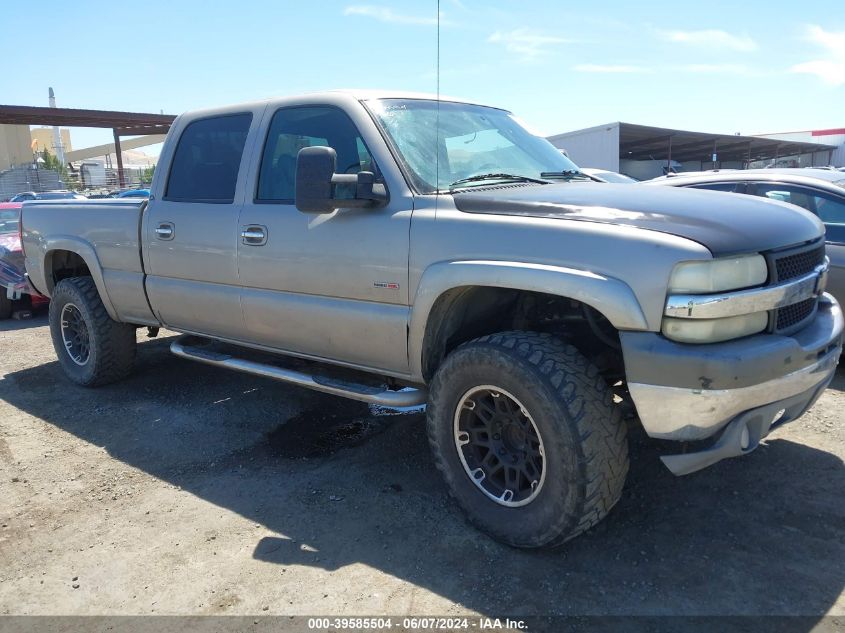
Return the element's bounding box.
[0,203,49,318]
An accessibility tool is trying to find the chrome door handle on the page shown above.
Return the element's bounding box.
[155,222,174,240]
[240,225,267,246]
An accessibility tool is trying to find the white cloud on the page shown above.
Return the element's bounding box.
[791,25,845,86]
[343,5,445,26]
[488,28,567,59]
[573,64,650,73]
[681,63,753,74]
[660,29,757,52]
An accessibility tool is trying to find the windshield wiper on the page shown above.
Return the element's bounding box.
[540,170,592,181]
[449,173,550,189]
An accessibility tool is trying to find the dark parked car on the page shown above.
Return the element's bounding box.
[10,191,86,202]
[116,189,151,198]
[9,192,38,202]
[647,168,845,308]
[580,168,638,184]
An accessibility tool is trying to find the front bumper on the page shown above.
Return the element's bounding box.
[659,377,833,475]
[620,294,842,471]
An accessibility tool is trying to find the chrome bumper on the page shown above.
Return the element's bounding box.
[659,375,835,475]
[628,349,838,440]
[622,294,843,442]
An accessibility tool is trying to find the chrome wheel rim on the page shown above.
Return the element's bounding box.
[453,385,546,507]
[60,303,90,366]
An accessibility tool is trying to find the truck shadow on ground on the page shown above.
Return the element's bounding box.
[2,335,843,619]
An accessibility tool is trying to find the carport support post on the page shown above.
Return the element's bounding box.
[113,128,125,189]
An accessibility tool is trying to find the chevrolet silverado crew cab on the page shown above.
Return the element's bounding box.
[22,91,842,548]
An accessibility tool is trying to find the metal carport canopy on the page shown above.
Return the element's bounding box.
[0,105,174,136]
[618,122,836,163]
[0,104,176,187]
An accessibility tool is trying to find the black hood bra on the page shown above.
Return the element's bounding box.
[451,183,823,256]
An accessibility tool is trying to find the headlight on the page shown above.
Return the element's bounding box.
[663,313,768,343]
[668,254,768,293]
[663,254,770,343]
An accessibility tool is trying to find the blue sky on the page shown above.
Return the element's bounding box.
[2,0,844,156]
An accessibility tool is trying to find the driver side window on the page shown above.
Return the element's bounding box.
[755,184,815,211]
[813,192,845,244]
[256,106,376,202]
[754,183,845,244]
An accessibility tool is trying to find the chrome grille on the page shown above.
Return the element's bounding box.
[774,245,825,282]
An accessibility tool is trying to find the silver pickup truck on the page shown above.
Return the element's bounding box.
[22,90,843,548]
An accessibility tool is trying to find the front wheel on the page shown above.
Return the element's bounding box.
[49,277,137,386]
[426,331,629,548]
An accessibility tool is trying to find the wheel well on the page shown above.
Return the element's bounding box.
[421,286,625,383]
[47,250,91,289]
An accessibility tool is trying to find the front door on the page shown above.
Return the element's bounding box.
[144,111,257,340]
[236,105,412,375]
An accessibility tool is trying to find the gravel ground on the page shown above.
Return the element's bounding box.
[0,311,843,620]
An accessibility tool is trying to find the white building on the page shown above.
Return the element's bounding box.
[755,127,845,168]
[548,122,840,180]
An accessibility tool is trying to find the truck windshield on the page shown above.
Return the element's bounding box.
[367,99,582,194]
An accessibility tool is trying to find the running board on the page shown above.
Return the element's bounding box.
[170,335,427,408]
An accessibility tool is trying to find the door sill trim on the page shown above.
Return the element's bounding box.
[170,335,426,407]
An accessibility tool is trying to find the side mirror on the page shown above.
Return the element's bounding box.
[295,146,388,214]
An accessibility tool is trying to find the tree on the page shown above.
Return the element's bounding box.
[140,165,155,185]
[38,148,68,178]
[38,147,76,187]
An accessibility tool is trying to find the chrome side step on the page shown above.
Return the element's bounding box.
[170,335,427,408]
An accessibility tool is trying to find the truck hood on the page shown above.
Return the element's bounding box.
[451,183,824,256]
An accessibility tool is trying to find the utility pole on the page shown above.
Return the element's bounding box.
[48,87,66,166]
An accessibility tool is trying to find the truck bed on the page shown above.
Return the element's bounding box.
[22,198,156,324]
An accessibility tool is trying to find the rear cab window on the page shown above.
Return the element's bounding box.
[165,113,252,203]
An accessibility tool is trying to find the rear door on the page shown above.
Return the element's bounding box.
[143,111,260,339]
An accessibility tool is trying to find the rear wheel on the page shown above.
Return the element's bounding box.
[426,331,628,548]
[49,277,137,386]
